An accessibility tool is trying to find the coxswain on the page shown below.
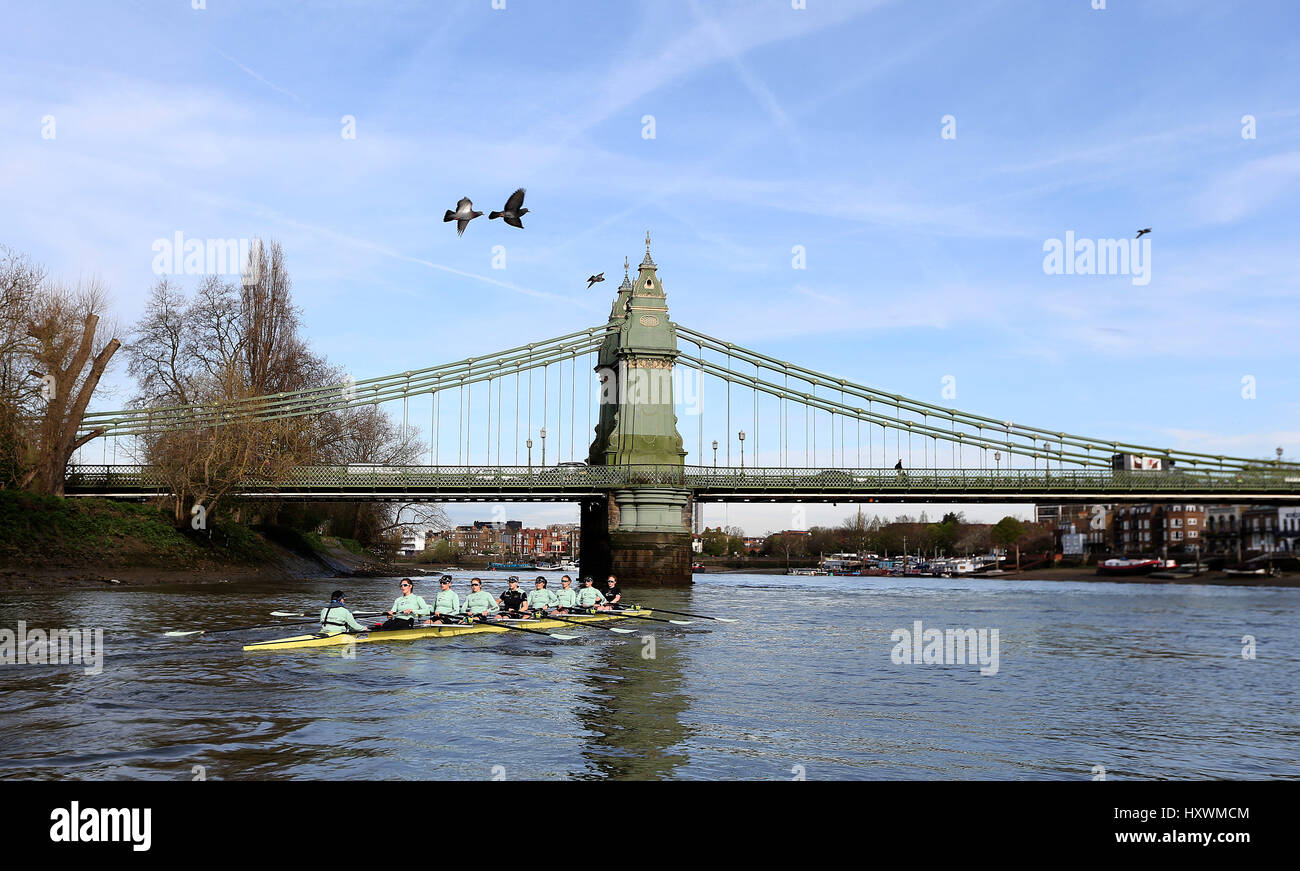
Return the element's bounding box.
[320,590,369,636]
[601,575,624,610]
[575,576,607,612]
[497,576,527,617]
[461,577,497,621]
[379,578,430,630]
[425,575,461,625]
[553,575,577,614]
[524,576,559,616]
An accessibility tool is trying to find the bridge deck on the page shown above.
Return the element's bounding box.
[64,465,1300,503]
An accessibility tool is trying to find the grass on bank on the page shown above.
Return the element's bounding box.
[0,490,278,568]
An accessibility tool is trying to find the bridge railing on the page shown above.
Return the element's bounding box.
[63,463,1300,495]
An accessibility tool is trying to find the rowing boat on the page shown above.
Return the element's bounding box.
[242,609,653,651]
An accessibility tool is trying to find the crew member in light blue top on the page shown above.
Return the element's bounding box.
[461,577,497,621]
[524,576,559,615]
[575,576,607,610]
[425,575,462,624]
[380,578,430,630]
[320,590,368,636]
[553,575,577,613]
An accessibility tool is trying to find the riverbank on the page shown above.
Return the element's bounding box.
[0,491,394,590]
[1003,565,1300,587]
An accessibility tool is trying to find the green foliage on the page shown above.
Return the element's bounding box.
[991,516,1026,548]
[0,490,276,567]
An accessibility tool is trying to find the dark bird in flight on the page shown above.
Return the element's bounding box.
[1135,228,1152,239]
[489,188,529,228]
[587,273,605,289]
[444,197,482,236]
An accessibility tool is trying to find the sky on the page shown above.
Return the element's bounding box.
[2,0,1298,535]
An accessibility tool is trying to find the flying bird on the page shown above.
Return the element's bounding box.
[489,188,529,229]
[444,197,482,236]
[1135,228,1152,239]
[587,273,605,289]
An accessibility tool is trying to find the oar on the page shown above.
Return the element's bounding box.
[539,613,638,635]
[567,608,691,625]
[478,619,579,641]
[165,617,323,637]
[635,607,738,623]
[597,610,693,625]
[270,610,384,618]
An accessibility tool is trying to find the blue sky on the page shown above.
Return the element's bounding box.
[3,0,1298,533]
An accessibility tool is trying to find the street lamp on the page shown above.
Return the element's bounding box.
[994,451,1001,473]
[712,440,718,470]
[540,426,547,466]
[738,430,746,473]
[526,438,533,471]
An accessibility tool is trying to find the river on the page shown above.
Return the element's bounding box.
[1,572,1296,780]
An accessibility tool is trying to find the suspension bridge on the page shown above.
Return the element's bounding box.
[66,238,1300,583]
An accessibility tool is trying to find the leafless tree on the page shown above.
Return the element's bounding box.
[0,252,121,494]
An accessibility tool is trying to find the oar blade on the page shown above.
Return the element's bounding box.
[548,632,580,640]
[164,630,203,637]
[608,626,638,634]
[712,617,739,623]
[667,619,694,625]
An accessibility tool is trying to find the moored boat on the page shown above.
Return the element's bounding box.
[242,608,652,652]
[1096,558,1164,576]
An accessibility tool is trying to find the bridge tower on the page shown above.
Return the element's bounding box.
[581,235,694,585]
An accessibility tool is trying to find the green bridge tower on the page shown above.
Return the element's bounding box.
[581,235,694,585]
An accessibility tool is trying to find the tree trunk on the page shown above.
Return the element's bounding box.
[27,312,119,496]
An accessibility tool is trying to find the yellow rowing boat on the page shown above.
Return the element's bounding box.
[242,609,652,651]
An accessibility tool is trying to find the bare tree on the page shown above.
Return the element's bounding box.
[8,275,121,495]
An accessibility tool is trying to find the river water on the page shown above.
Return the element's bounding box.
[0,572,1296,780]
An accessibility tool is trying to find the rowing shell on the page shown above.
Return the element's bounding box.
[242,609,652,651]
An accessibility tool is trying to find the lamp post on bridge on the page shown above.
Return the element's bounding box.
[541,426,547,467]
[712,439,718,470]
[527,438,533,471]
[738,430,746,474]
[995,451,1001,474]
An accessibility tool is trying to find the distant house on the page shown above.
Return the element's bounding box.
[399,529,427,556]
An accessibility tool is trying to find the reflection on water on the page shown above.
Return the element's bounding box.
[1,573,1297,780]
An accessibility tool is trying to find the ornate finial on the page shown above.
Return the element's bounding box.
[624,255,630,275]
[640,231,657,269]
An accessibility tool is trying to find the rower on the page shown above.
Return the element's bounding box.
[575,576,607,612]
[497,576,527,617]
[553,575,577,614]
[320,590,369,636]
[379,578,431,630]
[426,575,461,625]
[461,577,497,621]
[524,576,559,617]
[602,575,624,611]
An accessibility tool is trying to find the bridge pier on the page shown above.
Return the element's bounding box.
[580,489,693,586]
